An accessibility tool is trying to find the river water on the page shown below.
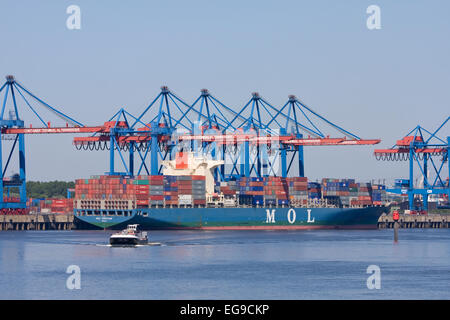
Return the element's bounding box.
[0,229,449,299]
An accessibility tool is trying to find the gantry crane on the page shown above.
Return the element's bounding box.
[0,75,108,213]
[374,117,450,210]
[73,87,381,180]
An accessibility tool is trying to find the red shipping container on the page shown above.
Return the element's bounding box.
[178,180,193,185]
[149,175,164,181]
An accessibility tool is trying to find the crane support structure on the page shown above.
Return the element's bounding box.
[0,75,381,212]
[0,75,103,213]
[374,117,450,210]
[72,88,380,180]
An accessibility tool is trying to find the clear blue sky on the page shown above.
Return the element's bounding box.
[0,0,449,183]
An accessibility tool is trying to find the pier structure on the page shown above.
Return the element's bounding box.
[0,214,74,231]
[378,213,449,229]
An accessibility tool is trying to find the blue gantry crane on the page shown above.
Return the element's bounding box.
[0,75,105,213]
[73,86,381,181]
[374,117,450,210]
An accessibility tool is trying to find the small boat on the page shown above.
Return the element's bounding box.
[109,224,148,246]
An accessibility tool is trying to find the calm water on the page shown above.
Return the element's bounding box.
[0,229,449,300]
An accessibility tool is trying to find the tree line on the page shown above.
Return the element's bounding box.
[26,181,75,199]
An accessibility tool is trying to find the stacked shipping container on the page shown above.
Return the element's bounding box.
[177,175,206,206]
[265,177,290,206]
[24,198,74,214]
[75,176,134,200]
[288,177,308,206]
[352,182,372,206]
[74,175,387,208]
[238,177,265,205]
[76,175,206,207]
[49,198,74,214]
[215,180,239,197]
[308,182,322,200]
[371,184,387,205]
[164,176,178,206]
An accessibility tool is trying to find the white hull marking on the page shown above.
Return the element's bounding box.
[307,209,315,223]
[265,209,276,223]
[287,208,296,224]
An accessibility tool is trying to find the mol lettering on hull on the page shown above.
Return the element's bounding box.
[266,208,315,224]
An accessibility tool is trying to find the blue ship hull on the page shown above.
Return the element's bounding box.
[74,206,386,230]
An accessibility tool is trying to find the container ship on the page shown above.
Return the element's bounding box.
[74,153,387,230]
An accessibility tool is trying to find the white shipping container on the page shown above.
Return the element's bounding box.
[178,194,192,205]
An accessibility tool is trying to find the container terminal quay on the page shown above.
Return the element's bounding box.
[0,75,448,231]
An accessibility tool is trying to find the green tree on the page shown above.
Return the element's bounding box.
[25,181,75,199]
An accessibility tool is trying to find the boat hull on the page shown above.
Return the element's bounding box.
[75,206,386,230]
[109,236,139,246]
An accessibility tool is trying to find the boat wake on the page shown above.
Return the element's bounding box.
[96,242,163,247]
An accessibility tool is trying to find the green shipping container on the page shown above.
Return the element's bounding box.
[134,180,150,185]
